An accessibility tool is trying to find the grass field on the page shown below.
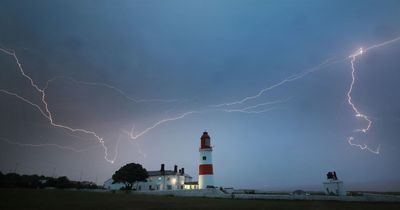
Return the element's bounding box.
[1,188,400,210]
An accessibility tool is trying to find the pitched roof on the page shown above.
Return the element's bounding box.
[147,170,192,178]
[184,181,198,185]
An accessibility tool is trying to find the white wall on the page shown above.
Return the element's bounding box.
[105,174,194,191]
[199,149,213,165]
[137,175,183,191]
[199,174,214,189]
[323,180,346,196]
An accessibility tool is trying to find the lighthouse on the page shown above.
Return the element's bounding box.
[198,131,214,189]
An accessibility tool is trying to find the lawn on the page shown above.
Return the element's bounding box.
[1,188,400,210]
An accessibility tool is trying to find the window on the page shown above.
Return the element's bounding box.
[205,138,210,146]
[202,156,206,160]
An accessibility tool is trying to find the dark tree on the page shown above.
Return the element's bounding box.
[112,163,148,190]
[0,171,3,186]
[45,177,57,187]
[55,176,72,189]
[3,173,21,187]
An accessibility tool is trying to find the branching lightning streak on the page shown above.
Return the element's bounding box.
[125,99,284,141]
[45,76,179,103]
[347,137,380,154]
[0,89,49,118]
[212,58,341,107]
[364,37,400,52]
[0,89,115,160]
[346,36,400,154]
[347,47,372,133]
[2,35,399,161]
[0,48,42,93]
[221,98,289,114]
[222,107,278,114]
[126,111,198,140]
[0,48,115,163]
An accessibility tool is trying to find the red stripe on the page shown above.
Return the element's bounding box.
[199,164,213,175]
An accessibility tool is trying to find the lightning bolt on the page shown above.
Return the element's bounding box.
[0,88,116,162]
[0,48,116,163]
[2,35,399,161]
[1,47,196,163]
[212,57,341,107]
[125,111,198,140]
[0,89,50,118]
[124,99,285,141]
[345,36,400,154]
[221,98,289,114]
[222,107,278,114]
[364,37,400,52]
[45,76,180,103]
[347,137,380,154]
[347,47,372,134]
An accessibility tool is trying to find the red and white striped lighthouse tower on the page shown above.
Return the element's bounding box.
[198,131,214,189]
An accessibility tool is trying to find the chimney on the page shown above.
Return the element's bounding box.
[160,164,165,172]
[174,165,178,173]
[181,168,184,175]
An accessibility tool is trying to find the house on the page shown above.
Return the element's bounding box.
[104,164,194,191]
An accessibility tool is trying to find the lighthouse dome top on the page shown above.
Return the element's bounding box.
[201,131,210,140]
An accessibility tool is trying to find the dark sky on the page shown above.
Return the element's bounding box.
[1,0,400,191]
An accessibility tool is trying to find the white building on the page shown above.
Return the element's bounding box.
[104,164,195,191]
[323,171,346,196]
